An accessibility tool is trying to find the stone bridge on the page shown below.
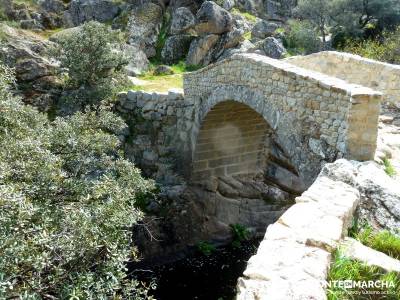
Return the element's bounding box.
[184,53,381,186]
[118,52,382,191]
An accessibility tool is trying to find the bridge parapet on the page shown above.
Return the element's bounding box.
[286,51,400,108]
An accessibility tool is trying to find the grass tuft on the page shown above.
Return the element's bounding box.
[383,158,396,177]
[327,250,400,300]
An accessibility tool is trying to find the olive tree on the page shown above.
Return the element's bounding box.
[0,65,154,299]
[294,0,331,43]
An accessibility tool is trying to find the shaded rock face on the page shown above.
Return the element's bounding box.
[1,0,66,29]
[127,2,163,58]
[162,34,194,64]
[169,0,203,14]
[65,0,120,26]
[0,24,61,111]
[195,1,233,35]
[261,36,286,59]
[186,34,220,66]
[251,19,279,40]
[186,28,244,65]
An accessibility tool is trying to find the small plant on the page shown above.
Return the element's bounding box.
[383,158,396,177]
[230,224,250,248]
[197,241,216,256]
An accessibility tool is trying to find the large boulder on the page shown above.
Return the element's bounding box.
[64,0,120,26]
[127,2,163,58]
[170,7,195,35]
[251,20,279,40]
[186,34,220,66]
[320,159,400,233]
[186,28,244,66]
[261,37,286,59]
[161,35,194,64]
[123,45,150,76]
[0,24,61,110]
[195,1,233,35]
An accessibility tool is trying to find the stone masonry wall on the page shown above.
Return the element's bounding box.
[286,51,400,108]
[115,89,186,185]
[184,53,382,185]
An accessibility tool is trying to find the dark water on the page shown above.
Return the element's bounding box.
[131,239,261,300]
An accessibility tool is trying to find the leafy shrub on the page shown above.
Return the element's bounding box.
[54,21,128,107]
[342,27,400,64]
[284,20,321,55]
[197,241,216,256]
[0,65,154,299]
[230,224,250,248]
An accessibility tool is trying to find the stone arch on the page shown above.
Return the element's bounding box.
[192,100,272,180]
[189,86,305,192]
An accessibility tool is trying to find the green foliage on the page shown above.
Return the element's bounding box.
[0,64,155,299]
[351,225,400,260]
[327,250,400,300]
[341,27,400,65]
[230,224,250,248]
[295,0,331,42]
[197,241,216,256]
[54,21,128,107]
[153,12,171,62]
[383,158,397,177]
[284,20,321,54]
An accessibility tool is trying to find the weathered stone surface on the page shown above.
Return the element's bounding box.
[0,24,60,110]
[65,0,120,26]
[235,0,265,17]
[127,2,163,58]
[261,37,286,59]
[123,44,149,76]
[251,20,279,40]
[320,159,400,232]
[186,34,220,66]
[39,0,65,14]
[169,0,202,14]
[195,1,233,35]
[170,7,195,35]
[223,0,235,10]
[341,237,400,273]
[161,35,194,64]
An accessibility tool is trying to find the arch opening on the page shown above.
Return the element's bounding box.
[192,101,272,181]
